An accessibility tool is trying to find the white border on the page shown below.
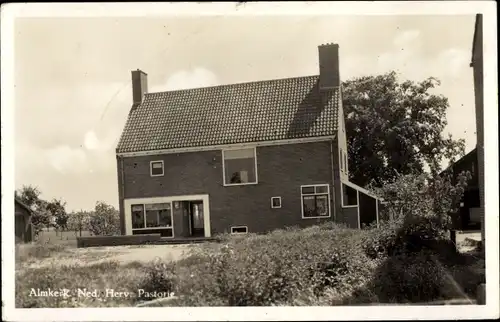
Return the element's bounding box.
[149,160,164,177]
[300,184,332,219]
[2,2,498,321]
[271,196,282,209]
[230,226,248,234]
[222,147,259,187]
[123,195,211,238]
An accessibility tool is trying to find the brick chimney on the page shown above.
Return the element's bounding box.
[131,69,148,107]
[318,43,340,90]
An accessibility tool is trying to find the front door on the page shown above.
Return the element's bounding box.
[190,201,204,237]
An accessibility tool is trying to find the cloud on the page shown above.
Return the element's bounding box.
[83,129,119,152]
[45,145,88,175]
[150,67,219,92]
[393,29,421,48]
[436,48,470,78]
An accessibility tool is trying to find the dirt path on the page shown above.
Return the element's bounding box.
[23,244,198,269]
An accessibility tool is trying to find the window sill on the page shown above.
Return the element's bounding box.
[223,182,258,187]
[150,174,164,177]
[132,227,172,230]
[302,215,331,219]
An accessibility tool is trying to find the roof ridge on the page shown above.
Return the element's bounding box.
[146,74,320,96]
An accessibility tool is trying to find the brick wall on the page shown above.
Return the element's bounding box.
[117,141,355,236]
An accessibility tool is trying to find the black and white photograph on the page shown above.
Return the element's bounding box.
[1,2,498,321]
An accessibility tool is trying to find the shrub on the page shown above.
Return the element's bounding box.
[175,225,378,306]
[136,259,177,301]
[364,251,451,303]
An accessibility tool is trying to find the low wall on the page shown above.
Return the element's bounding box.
[76,234,161,248]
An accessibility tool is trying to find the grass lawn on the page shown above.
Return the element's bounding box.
[15,225,485,307]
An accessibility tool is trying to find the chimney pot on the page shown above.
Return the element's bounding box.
[318,43,340,90]
[131,69,148,107]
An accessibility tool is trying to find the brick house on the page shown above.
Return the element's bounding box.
[15,197,34,243]
[470,14,485,245]
[115,43,383,239]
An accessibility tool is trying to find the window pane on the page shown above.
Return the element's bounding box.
[158,209,172,227]
[315,185,328,194]
[145,203,170,211]
[224,148,254,160]
[131,204,145,229]
[145,210,159,228]
[302,196,316,217]
[316,195,329,217]
[272,197,281,208]
[151,162,163,175]
[224,149,256,184]
[301,186,315,194]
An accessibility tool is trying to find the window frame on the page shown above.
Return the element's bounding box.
[131,202,174,238]
[339,149,344,172]
[221,147,258,187]
[300,184,331,219]
[230,226,248,234]
[150,160,165,177]
[271,196,282,209]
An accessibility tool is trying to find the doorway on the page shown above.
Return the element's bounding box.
[189,201,205,237]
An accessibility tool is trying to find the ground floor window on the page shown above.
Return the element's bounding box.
[231,226,248,234]
[131,202,173,237]
[301,184,331,218]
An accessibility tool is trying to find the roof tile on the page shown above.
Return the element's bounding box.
[116,75,339,153]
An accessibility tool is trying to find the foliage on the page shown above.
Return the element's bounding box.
[137,260,177,301]
[342,71,466,187]
[87,201,120,236]
[46,198,69,232]
[364,170,471,258]
[174,225,378,306]
[16,185,52,236]
[67,211,91,236]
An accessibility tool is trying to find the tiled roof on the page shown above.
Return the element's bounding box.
[116,75,339,153]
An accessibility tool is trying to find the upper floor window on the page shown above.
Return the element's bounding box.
[222,148,258,186]
[150,160,164,177]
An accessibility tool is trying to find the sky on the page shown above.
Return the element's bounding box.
[13,13,478,212]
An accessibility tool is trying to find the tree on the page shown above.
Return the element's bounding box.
[15,185,41,209]
[15,185,51,237]
[88,201,120,236]
[47,198,69,236]
[342,71,466,187]
[67,211,90,237]
[373,169,471,248]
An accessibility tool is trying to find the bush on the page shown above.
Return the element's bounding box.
[136,260,177,301]
[362,251,453,303]
[175,225,378,306]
